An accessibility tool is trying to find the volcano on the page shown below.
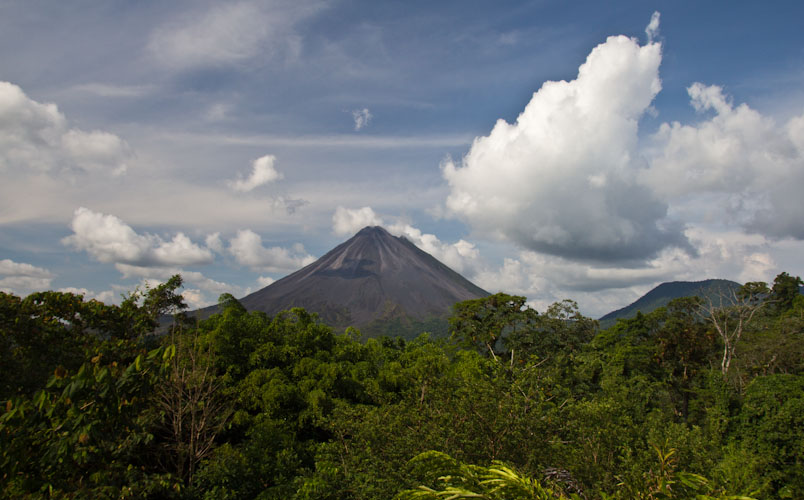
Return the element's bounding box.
[235,226,489,338]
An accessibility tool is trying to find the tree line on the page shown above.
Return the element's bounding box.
[1,273,802,499]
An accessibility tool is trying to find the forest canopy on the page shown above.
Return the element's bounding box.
[1,273,803,499]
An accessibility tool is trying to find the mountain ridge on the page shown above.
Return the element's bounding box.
[598,279,741,328]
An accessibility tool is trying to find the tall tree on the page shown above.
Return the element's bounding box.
[156,327,231,485]
[506,299,597,360]
[654,297,715,419]
[701,282,769,375]
[450,293,538,361]
[770,272,803,314]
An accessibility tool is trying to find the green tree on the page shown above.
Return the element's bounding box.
[770,272,803,314]
[737,374,804,498]
[0,341,181,498]
[506,300,597,363]
[450,293,538,360]
[654,297,716,419]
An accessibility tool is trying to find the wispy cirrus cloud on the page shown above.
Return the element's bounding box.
[159,131,474,149]
[71,83,154,98]
[148,0,325,70]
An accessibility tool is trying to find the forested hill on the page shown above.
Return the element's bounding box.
[2,273,803,499]
[599,279,740,328]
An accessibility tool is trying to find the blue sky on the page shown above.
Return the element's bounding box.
[1,0,803,317]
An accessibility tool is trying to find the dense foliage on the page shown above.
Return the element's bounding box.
[1,273,802,499]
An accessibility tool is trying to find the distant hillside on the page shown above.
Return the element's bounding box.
[599,279,741,329]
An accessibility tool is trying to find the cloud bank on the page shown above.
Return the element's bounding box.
[60,207,318,306]
[431,11,804,314]
[443,11,804,273]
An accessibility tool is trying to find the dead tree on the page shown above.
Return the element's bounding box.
[699,282,769,376]
[156,326,231,483]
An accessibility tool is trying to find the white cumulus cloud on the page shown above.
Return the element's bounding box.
[387,222,480,275]
[435,12,804,315]
[442,27,688,262]
[0,81,130,176]
[257,275,275,287]
[61,129,129,175]
[0,259,54,295]
[152,233,215,266]
[644,83,804,239]
[205,232,225,254]
[228,229,316,273]
[332,206,383,236]
[63,207,214,267]
[228,154,283,192]
[57,287,116,304]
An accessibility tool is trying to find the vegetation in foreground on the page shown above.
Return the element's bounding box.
[1,273,803,499]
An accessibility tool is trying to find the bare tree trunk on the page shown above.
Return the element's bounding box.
[700,284,767,376]
[156,326,231,483]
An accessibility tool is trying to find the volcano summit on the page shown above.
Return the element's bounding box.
[235,226,489,338]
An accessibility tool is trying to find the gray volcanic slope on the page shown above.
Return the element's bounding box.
[236,226,489,331]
